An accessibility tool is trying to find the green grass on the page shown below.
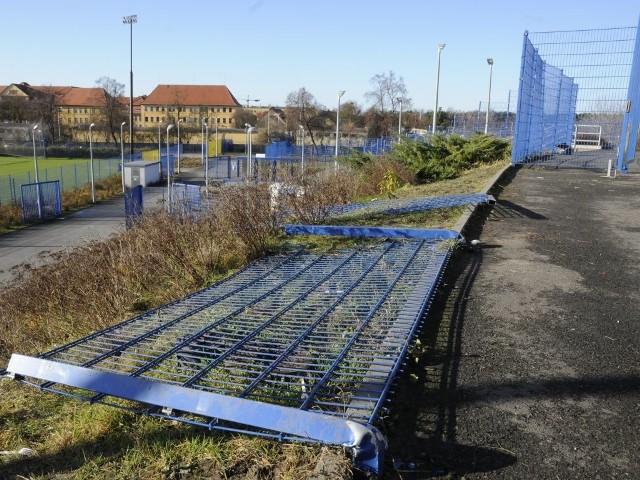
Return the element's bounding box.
[0,156,94,177]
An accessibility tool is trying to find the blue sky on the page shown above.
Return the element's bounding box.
[2,1,638,112]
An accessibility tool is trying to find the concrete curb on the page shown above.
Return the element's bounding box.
[452,163,512,235]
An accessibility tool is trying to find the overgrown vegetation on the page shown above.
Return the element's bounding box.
[344,133,511,185]
[0,138,509,479]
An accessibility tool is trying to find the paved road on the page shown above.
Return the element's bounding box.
[384,165,640,479]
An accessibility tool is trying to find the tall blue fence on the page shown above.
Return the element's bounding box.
[618,15,640,171]
[513,24,639,169]
[20,180,62,223]
[0,158,122,206]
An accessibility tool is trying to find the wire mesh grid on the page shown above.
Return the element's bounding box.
[513,25,638,169]
[13,239,449,432]
[329,193,492,218]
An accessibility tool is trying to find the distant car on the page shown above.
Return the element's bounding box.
[555,143,572,155]
[2,143,16,148]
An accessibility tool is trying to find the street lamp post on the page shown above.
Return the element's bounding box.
[485,58,494,135]
[215,118,218,157]
[32,125,40,184]
[32,125,42,218]
[335,90,345,170]
[177,118,182,174]
[123,14,137,159]
[89,123,96,203]
[266,108,270,143]
[158,122,162,169]
[201,118,205,165]
[398,98,403,139]
[299,125,305,175]
[433,43,445,134]
[245,124,253,179]
[204,120,209,188]
[120,121,126,192]
[166,124,174,211]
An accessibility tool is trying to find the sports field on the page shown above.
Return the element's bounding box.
[0,156,121,205]
[0,156,92,177]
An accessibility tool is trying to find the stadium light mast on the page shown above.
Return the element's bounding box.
[123,14,137,159]
[485,58,494,135]
[433,43,445,134]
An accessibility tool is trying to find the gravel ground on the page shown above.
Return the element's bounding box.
[380,166,640,479]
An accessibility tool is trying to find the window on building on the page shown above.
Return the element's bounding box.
[145,117,148,122]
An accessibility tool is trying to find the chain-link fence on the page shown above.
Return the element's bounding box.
[0,158,121,205]
[512,24,639,169]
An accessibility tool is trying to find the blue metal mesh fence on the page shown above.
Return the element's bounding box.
[513,25,638,169]
[20,180,62,222]
[618,16,640,171]
[0,158,122,205]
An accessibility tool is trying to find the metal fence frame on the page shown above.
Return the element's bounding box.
[512,23,639,170]
[20,180,62,222]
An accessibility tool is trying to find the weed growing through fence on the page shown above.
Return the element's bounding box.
[0,157,508,479]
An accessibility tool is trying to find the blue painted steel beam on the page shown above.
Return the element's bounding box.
[284,224,460,239]
[5,354,387,474]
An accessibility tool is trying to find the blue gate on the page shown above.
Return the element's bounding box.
[124,185,143,229]
[20,180,62,223]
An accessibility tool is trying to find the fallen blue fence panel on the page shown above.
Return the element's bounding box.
[3,238,453,475]
[330,193,495,218]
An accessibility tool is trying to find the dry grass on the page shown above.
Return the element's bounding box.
[0,158,509,479]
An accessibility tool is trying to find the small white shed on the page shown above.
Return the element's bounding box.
[123,161,161,188]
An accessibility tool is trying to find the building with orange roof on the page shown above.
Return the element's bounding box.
[141,85,241,130]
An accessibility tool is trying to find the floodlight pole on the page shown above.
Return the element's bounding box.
[485,58,494,135]
[433,43,445,134]
[123,14,137,160]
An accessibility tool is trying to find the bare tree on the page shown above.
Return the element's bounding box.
[0,96,29,124]
[365,71,410,114]
[29,87,60,144]
[96,77,126,145]
[285,87,326,147]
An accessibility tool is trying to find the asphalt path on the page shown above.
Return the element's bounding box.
[383,165,640,479]
[0,187,165,286]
